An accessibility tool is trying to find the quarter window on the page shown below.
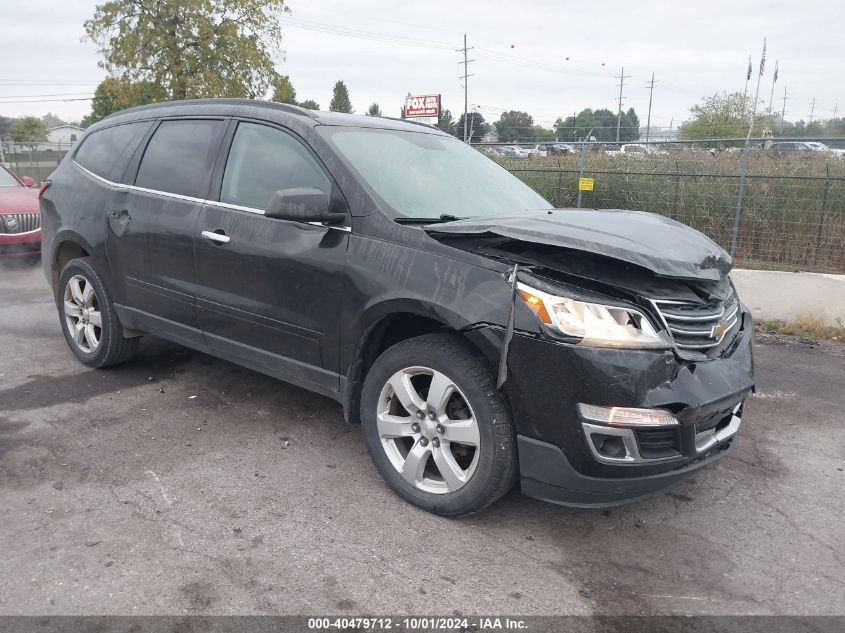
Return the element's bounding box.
[220,122,330,210]
[74,121,152,182]
[135,119,223,198]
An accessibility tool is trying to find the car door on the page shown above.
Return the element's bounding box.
[193,120,349,397]
[107,118,226,346]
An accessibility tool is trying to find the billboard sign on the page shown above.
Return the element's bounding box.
[405,94,440,120]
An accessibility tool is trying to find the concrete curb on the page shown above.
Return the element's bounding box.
[731,268,845,327]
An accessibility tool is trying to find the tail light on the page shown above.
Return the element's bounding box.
[38,180,51,199]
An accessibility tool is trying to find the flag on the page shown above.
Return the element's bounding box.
[759,38,767,76]
[747,57,752,80]
[773,61,778,83]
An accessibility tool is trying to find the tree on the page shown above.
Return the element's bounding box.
[329,80,353,113]
[366,102,383,117]
[11,117,49,145]
[82,76,166,127]
[0,116,14,141]
[299,99,320,110]
[84,0,289,100]
[679,92,776,141]
[494,111,534,142]
[41,113,66,129]
[553,107,641,142]
[454,112,489,143]
[437,109,455,135]
[272,75,297,104]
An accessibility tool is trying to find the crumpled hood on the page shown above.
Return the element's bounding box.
[0,186,38,214]
[424,208,732,281]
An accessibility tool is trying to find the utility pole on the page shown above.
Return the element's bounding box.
[645,72,658,142]
[833,104,839,120]
[614,66,630,143]
[456,34,475,143]
[809,98,816,124]
[780,86,789,132]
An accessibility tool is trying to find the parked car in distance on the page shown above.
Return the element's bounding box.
[770,141,814,155]
[607,143,668,157]
[0,163,41,261]
[804,141,845,159]
[548,143,574,155]
[40,99,754,516]
[527,144,548,158]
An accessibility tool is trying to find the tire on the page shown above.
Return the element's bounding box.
[57,257,138,368]
[360,333,516,517]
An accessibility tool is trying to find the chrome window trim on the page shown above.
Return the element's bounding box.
[73,160,351,232]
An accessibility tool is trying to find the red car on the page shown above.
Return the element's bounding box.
[0,163,40,260]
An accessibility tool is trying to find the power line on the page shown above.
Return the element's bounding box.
[614,67,630,143]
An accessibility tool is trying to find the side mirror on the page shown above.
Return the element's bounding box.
[21,176,36,187]
[265,187,346,224]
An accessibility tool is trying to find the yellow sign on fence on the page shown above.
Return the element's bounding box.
[578,177,594,191]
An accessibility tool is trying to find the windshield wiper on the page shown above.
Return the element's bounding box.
[394,214,465,224]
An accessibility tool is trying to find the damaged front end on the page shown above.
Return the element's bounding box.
[427,209,755,507]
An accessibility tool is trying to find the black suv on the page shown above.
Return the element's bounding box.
[40,100,754,516]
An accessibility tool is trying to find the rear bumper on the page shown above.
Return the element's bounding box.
[0,231,41,258]
[518,431,737,507]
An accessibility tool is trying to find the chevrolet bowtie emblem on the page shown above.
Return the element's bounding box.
[712,321,729,338]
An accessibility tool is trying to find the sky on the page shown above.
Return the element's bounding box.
[1,0,843,130]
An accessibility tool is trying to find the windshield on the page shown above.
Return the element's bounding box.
[0,168,20,187]
[319,127,552,219]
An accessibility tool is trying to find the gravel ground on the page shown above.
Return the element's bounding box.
[1,261,843,616]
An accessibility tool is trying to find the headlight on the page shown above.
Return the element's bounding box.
[517,282,669,349]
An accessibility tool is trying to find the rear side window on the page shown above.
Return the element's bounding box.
[135,119,223,198]
[74,121,152,182]
[220,122,330,210]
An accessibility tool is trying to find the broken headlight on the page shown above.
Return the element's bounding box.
[516,282,669,349]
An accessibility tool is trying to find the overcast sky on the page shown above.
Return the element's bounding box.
[1,0,842,129]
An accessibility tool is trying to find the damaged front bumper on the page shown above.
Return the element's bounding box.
[467,304,755,507]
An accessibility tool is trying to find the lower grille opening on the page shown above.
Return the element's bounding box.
[636,427,682,460]
[590,434,627,460]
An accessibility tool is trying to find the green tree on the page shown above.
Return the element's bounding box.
[329,80,353,113]
[454,112,489,143]
[11,117,49,144]
[437,109,455,135]
[82,76,166,127]
[299,99,320,110]
[84,0,289,100]
[366,102,383,117]
[494,111,534,142]
[554,107,640,142]
[679,92,776,141]
[271,75,297,104]
[41,113,66,129]
[530,125,556,142]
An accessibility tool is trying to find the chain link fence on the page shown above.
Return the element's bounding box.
[1,149,70,184]
[481,139,845,274]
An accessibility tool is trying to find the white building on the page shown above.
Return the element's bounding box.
[46,125,85,148]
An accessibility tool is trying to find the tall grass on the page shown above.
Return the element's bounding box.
[497,151,845,273]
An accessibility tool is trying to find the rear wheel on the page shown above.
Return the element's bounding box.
[58,257,138,367]
[360,334,516,517]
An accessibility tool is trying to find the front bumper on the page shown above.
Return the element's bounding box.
[0,230,41,258]
[467,305,755,506]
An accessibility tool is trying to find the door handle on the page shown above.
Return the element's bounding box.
[201,230,231,244]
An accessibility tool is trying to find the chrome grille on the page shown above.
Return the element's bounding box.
[652,291,740,352]
[0,213,40,234]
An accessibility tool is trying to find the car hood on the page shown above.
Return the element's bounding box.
[0,186,39,214]
[424,209,732,281]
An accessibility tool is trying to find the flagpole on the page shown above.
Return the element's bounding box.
[742,55,751,113]
[768,61,778,114]
[731,37,766,257]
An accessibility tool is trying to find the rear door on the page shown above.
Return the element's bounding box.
[193,120,349,396]
[108,118,226,345]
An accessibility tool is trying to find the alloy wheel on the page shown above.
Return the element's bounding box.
[377,366,480,494]
[63,274,102,353]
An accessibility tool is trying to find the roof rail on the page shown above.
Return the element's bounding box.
[104,98,320,120]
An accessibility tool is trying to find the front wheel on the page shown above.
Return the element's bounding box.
[57,257,138,368]
[360,334,517,517]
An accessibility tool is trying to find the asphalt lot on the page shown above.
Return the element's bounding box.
[1,261,843,616]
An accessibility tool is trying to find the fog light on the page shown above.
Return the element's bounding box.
[578,403,679,427]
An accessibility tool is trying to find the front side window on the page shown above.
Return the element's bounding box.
[74,121,152,182]
[220,122,331,210]
[318,127,552,220]
[135,119,223,198]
